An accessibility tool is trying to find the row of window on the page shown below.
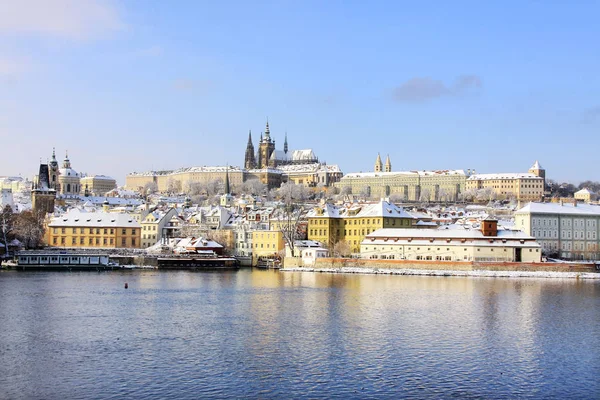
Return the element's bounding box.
[52,237,135,246]
[53,227,137,235]
[254,243,278,249]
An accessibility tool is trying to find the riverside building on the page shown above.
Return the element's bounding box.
[515,202,600,260]
[46,209,141,249]
[360,218,541,262]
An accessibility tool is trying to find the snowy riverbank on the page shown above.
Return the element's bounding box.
[280,267,600,279]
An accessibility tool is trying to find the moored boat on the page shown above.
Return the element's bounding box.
[15,251,120,270]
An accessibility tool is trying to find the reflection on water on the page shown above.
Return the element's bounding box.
[0,269,598,399]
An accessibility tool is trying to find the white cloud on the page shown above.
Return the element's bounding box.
[0,0,124,40]
[393,75,483,103]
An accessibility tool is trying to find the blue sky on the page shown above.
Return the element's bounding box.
[0,0,599,185]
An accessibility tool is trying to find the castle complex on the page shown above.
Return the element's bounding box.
[126,121,342,192]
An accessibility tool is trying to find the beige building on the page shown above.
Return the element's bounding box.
[80,175,117,196]
[515,202,600,260]
[361,219,541,262]
[46,209,141,249]
[465,161,545,202]
[574,188,597,203]
[126,166,245,193]
[336,164,467,202]
[278,163,343,187]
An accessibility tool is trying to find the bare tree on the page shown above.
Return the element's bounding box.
[143,181,158,195]
[332,240,351,258]
[242,179,266,196]
[388,192,405,204]
[1,205,14,256]
[419,188,431,203]
[13,210,45,249]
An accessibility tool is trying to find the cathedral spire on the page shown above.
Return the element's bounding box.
[244,130,256,169]
[385,154,392,172]
[224,165,230,195]
[264,119,271,141]
[284,132,288,154]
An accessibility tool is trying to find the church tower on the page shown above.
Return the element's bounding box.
[244,130,256,169]
[528,160,546,188]
[374,153,383,172]
[258,120,275,168]
[284,132,288,155]
[49,147,59,191]
[385,154,392,172]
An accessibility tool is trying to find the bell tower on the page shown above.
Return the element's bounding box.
[258,120,275,168]
[374,153,383,172]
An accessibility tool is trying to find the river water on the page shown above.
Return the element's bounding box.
[0,269,598,399]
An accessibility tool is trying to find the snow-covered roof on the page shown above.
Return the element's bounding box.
[530,160,543,170]
[127,166,243,177]
[307,200,414,219]
[364,227,537,243]
[291,149,317,161]
[516,202,600,216]
[468,173,541,181]
[81,175,115,181]
[277,163,342,174]
[59,168,80,178]
[48,209,140,228]
[575,188,594,195]
[342,170,466,179]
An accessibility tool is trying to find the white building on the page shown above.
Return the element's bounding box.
[515,202,600,260]
[360,219,541,262]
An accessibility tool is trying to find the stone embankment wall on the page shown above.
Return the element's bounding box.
[311,258,599,274]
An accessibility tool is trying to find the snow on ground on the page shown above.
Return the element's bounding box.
[280,267,600,279]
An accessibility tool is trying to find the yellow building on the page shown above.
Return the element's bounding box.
[46,209,141,249]
[252,230,285,265]
[307,200,415,253]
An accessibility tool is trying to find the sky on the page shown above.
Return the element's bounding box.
[0,0,599,186]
